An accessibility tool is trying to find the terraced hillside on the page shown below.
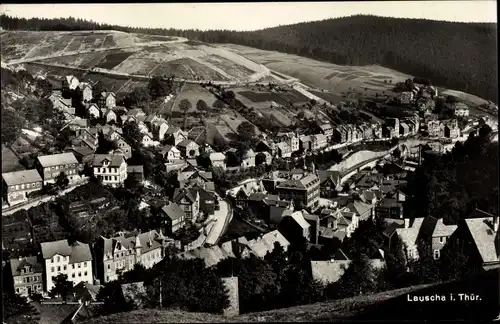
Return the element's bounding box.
[1,30,270,83]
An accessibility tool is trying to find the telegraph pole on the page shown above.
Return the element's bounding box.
[159,278,162,308]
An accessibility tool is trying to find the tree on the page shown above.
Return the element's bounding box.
[122,121,142,146]
[49,273,73,300]
[327,253,377,300]
[1,107,25,145]
[119,263,149,283]
[55,172,69,190]
[149,76,173,99]
[178,99,192,112]
[96,281,135,316]
[3,292,40,324]
[96,132,118,154]
[212,99,225,110]
[255,152,267,166]
[237,121,256,141]
[196,99,209,111]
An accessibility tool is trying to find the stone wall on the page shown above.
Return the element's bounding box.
[222,276,239,317]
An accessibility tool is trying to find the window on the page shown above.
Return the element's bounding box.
[114,176,117,181]
[106,276,109,282]
[78,272,81,277]
[63,265,67,271]
[57,266,61,271]
[72,264,75,269]
[107,264,111,269]
[56,256,60,262]
[84,271,88,276]
[84,262,87,267]
[433,250,440,260]
[34,276,37,282]
[78,263,81,268]
[440,236,445,243]
[51,267,54,272]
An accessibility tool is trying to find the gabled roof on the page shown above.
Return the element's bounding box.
[37,152,78,168]
[161,203,185,221]
[161,145,180,155]
[346,200,373,218]
[432,218,458,237]
[92,154,125,168]
[177,139,198,148]
[318,170,341,185]
[173,188,199,204]
[127,108,145,117]
[396,217,425,248]
[40,239,92,263]
[276,141,291,152]
[10,256,43,276]
[464,217,499,264]
[209,152,226,162]
[3,169,42,186]
[287,211,311,230]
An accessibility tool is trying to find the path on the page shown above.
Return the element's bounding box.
[205,198,233,246]
[2,180,88,216]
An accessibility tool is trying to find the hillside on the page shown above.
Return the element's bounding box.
[83,269,499,323]
[2,15,496,102]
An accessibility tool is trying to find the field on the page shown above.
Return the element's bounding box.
[220,44,411,95]
[1,145,25,173]
[171,83,218,113]
[95,51,135,69]
[150,58,230,80]
[203,54,256,79]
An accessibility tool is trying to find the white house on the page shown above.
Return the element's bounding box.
[209,152,226,169]
[241,149,256,168]
[78,82,93,103]
[103,109,117,124]
[141,133,157,147]
[162,145,181,162]
[98,92,116,110]
[93,154,128,187]
[87,104,101,119]
[41,239,93,292]
[63,75,80,91]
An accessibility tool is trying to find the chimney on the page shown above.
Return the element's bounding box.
[404,218,411,229]
[493,216,499,233]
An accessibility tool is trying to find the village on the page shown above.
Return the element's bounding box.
[2,68,499,321]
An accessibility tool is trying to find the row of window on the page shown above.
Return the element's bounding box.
[16,284,41,294]
[71,271,88,278]
[50,169,76,178]
[13,182,40,190]
[48,163,77,171]
[15,275,39,284]
[96,167,119,173]
[101,175,119,181]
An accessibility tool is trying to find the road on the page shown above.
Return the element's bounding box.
[204,198,232,246]
[2,180,88,216]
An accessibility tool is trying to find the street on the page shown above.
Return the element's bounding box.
[204,198,232,246]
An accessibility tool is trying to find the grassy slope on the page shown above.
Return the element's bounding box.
[84,269,499,323]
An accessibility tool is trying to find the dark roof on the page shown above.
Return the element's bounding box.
[127,165,144,173]
[92,154,125,167]
[9,256,43,276]
[173,188,199,204]
[417,216,439,241]
[318,170,341,185]
[40,240,92,264]
[161,203,186,221]
[334,249,349,260]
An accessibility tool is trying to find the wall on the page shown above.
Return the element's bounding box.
[329,150,390,172]
[222,276,240,317]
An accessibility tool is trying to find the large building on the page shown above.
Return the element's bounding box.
[36,153,80,185]
[275,172,320,211]
[9,256,44,296]
[94,230,167,284]
[2,169,43,206]
[92,154,128,187]
[40,239,93,292]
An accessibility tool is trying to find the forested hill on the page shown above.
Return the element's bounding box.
[1,14,496,102]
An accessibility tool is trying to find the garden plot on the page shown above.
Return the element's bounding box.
[79,34,107,51]
[171,84,218,113]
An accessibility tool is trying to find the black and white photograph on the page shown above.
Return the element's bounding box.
[0,1,498,322]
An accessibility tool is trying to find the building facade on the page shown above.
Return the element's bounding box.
[2,170,43,206]
[9,256,44,296]
[36,153,80,185]
[93,154,128,187]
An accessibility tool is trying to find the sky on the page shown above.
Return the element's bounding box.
[1,2,497,31]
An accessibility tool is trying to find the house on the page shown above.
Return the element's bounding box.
[346,200,374,221]
[241,149,256,168]
[172,188,200,223]
[209,152,226,169]
[279,211,311,243]
[396,217,426,262]
[94,230,167,284]
[443,119,460,139]
[177,244,233,268]
[399,91,414,104]
[178,169,213,190]
[319,123,333,138]
[150,120,169,142]
[189,185,217,216]
[70,146,95,167]
[453,102,470,117]
[141,133,156,147]
[333,125,348,144]
[421,217,458,260]
[114,137,132,160]
[40,239,93,292]
[299,135,312,151]
[36,152,80,185]
[2,170,43,206]
[165,127,189,146]
[160,203,187,234]
[276,142,292,158]
[103,109,117,124]
[399,122,410,136]
[62,75,80,91]
[127,165,144,182]
[275,173,320,211]
[318,170,341,198]
[67,118,89,131]
[92,154,127,187]
[311,134,328,151]
[244,230,290,259]
[86,103,101,119]
[78,82,93,103]
[49,95,75,115]
[276,132,299,152]
[98,92,116,110]
[9,256,44,296]
[177,139,200,158]
[256,140,276,155]
[444,209,499,270]
[427,120,445,137]
[162,145,181,162]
